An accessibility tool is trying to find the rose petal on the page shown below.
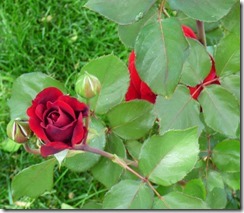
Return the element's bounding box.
[182,25,197,39]
[203,56,220,85]
[44,121,76,144]
[32,87,63,105]
[71,113,86,145]
[140,82,157,104]
[125,82,141,101]
[29,117,50,142]
[46,100,76,119]
[40,142,70,157]
[58,95,88,116]
[128,51,142,93]
[35,104,46,121]
[44,102,75,127]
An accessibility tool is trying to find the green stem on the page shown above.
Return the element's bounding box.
[196,20,206,46]
[74,144,167,206]
[24,143,41,155]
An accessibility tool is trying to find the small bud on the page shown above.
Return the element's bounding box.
[75,72,101,99]
[6,119,32,143]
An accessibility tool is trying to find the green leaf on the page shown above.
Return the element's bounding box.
[125,140,142,160]
[206,188,227,209]
[11,159,56,201]
[222,172,240,190]
[82,201,102,209]
[168,0,237,22]
[212,140,240,172]
[118,6,157,48]
[61,203,76,209]
[153,192,209,209]
[85,0,157,25]
[183,179,206,200]
[214,33,240,76]
[91,133,126,188]
[139,127,199,186]
[79,55,129,114]
[63,117,106,172]
[107,100,156,140]
[0,138,21,153]
[199,85,240,138]
[135,18,188,97]
[220,74,240,102]
[206,27,224,46]
[221,1,240,36]
[206,171,224,191]
[181,39,211,86]
[103,180,153,209]
[154,85,203,135]
[8,72,66,119]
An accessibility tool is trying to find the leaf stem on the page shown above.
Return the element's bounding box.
[190,77,220,99]
[158,0,167,21]
[196,20,206,46]
[24,143,41,155]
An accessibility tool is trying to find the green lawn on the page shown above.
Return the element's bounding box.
[0,0,129,209]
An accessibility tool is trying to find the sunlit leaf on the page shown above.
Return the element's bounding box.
[12,159,56,201]
[139,127,199,186]
[199,85,240,138]
[85,0,157,25]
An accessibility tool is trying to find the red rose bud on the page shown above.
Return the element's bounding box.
[182,25,197,39]
[7,119,32,143]
[75,72,101,99]
[125,51,156,104]
[27,87,89,157]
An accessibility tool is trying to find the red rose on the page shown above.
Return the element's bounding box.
[125,51,156,104]
[27,87,88,157]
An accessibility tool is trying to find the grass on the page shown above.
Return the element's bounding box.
[0,0,129,209]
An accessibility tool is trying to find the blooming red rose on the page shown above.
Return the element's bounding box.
[27,87,88,157]
[125,25,198,104]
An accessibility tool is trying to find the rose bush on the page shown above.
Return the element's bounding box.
[27,87,88,157]
[6,0,240,209]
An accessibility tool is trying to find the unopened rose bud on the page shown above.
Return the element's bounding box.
[6,119,32,143]
[75,72,101,99]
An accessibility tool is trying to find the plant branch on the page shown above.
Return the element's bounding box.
[74,144,168,207]
[196,20,206,46]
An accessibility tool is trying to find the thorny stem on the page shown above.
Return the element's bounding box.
[24,143,41,155]
[196,20,207,46]
[74,144,168,207]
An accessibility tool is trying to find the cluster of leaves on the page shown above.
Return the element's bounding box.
[7,0,240,209]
